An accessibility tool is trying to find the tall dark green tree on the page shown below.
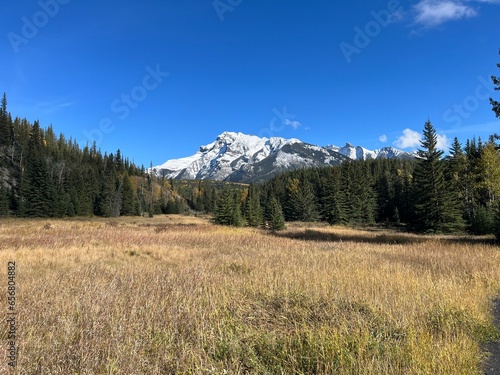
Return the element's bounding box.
[349,162,376,224]
[494,200,500,240]
[231,190,244,227]
[447,138,468,209]
[287,177,319,222]
[266,195,285,231]
[322,168,348,225]
[376,169,396,223]
[244,184,263,227]
[339,161,353,220]
[214,187,243,227]
[413,121,464,232]
[23,121,55,217]
[120,173,136,216]
[0,93,11,147]
[0,183,8,216]
[491,49,500,119]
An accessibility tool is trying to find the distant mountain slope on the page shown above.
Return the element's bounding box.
[154,132,413,182]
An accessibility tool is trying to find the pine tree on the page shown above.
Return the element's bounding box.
[393,165,413,224]
[231,190,244,227]
[413,120,464,232]
[494,200,500,240]
[287,177,319,222]
[0,93,11,147]
[214,187,243,226]
[339,161,353,221]
[120,173,136,216]
[245,184,263,227]
[23,121,55,217]
[0,183,8,216]
[266,195,285,231]
[491,49,500,119]
[322,168,348,225]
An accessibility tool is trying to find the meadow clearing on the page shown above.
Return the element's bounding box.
[0,216,499,374]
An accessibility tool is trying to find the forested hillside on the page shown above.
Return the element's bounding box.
[174,119,500,236]
[0,94,185,218]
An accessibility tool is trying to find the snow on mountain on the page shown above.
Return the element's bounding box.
[325,142,413,161]
[153,132,413,183]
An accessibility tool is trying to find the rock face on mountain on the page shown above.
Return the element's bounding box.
[154,132,413,182]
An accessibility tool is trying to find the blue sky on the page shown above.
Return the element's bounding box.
[2,0,500,166]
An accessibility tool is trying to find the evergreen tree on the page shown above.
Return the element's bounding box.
[413,120,464,232]
[393,165,413,224]
[287,177,319,222]
[494,200,500,240]
[120,173,136,216]
[349,162,376,224]
[231,190,244,227]
[322,168,348,225]
[0,93,11,147]
[23,121,55,217]
[339,161,353,220]
[491,49,500,119]
[244,184,263,227]
[0,183,8,216]
[266,195,285,231]
[214,187,241,226]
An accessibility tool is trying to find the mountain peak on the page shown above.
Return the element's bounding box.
[154,132,413,182]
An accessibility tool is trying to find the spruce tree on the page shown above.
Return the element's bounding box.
[340,161,353,221]
[376,169,396,223]
[287,177,319,222]
[23,121,55,217]
[0,183,8,216]
[244,184,263,227]
[322,168,348,225]
[494,200,500,240]
[413,120,464,232]
[266,195,285,231]
[231,191,244,227]
[214,187,243,226]
[351,162,376,224]
[0,93,10,147]
[491,49,500,119]
[120,173,136,216]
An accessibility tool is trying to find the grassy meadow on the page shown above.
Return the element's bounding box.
[0,216,499,374]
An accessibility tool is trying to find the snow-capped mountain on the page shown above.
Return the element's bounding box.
[153,132,413,183]
[326,142,413,160]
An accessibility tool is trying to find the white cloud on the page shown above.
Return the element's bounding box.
[283,118,301,130]
[436,133,450,149]
[413,0,477,27]
[379,134,388,143]
[35,100,75,114]
[394,128,422,149]
[394,128,450,150]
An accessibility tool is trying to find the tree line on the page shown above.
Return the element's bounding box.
[1,104,499,236]
[1,50,498,234]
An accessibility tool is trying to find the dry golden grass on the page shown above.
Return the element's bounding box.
[0,216,499,374]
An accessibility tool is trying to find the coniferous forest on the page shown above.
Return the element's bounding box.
[0,51,499,236]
